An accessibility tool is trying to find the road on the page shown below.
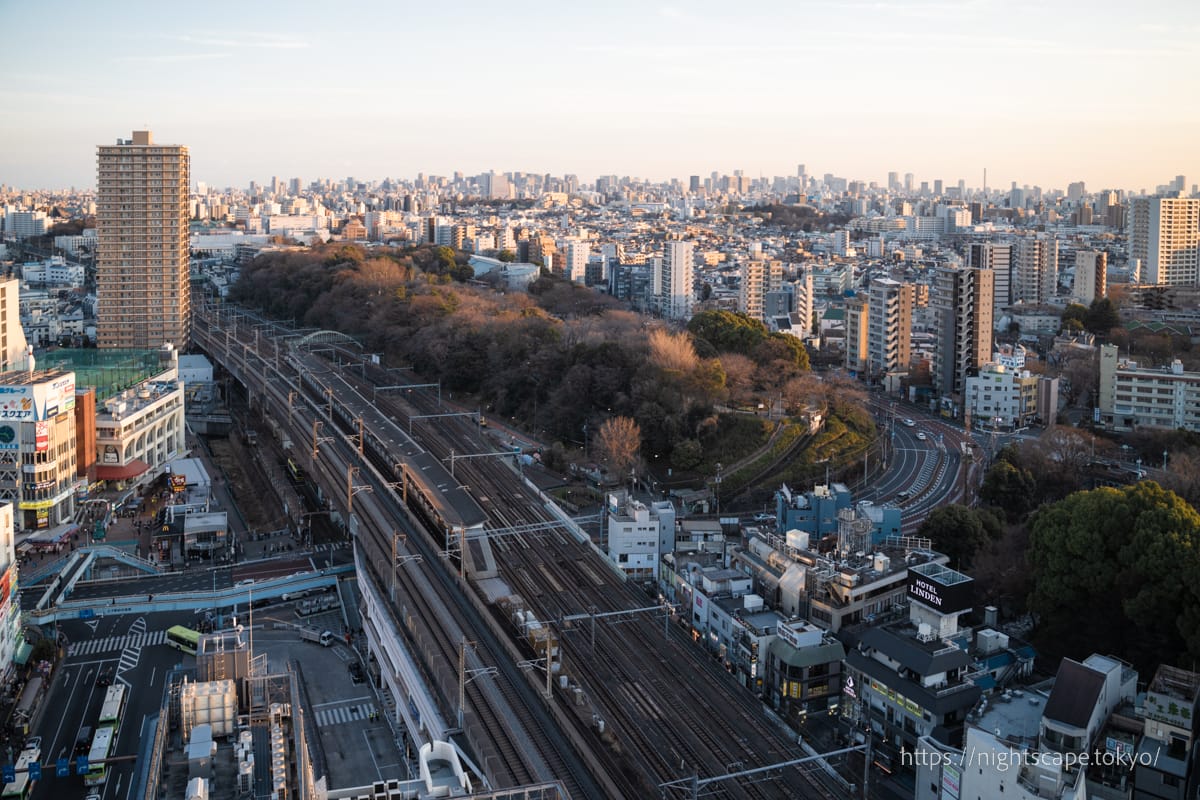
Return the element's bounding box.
[865,398,983,534]
[28,611,184,800]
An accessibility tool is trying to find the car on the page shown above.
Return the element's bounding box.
[96,666,113,686]
[85,793,101,800]
[348,662,366,684]
[916,431,928,441]
[896,491,912,502]
[902,418,916,427]
[236,579,255,587]
[24,736,41,754]
[753,513,776,523]
[75,726,93,755]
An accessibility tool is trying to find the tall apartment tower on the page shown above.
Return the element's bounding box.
[96,131,191,350]
[1073,251,1108,304]
[967,242,1011,320]
[739,258,783,322]
[844,295,869,375]
[1012,236,1058,304]
[933,264,994,399]
[1128,197,1200,286]
[655,239,695,320]
[866,278,914,377]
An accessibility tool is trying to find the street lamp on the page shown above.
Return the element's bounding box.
[1163,450,1169,471]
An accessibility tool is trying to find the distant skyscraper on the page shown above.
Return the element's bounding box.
[96,130,191,349]
[904,172,914,193]
[1073,251,1108,304]
[888,171,899,192]
[1128,197,1200,286]
[933,264,993,399]
[934,179,944,196]
[564,238,590,284]
[689,175,700,192]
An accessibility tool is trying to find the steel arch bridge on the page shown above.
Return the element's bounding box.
[296,330,362,349]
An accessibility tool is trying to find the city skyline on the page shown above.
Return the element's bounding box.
[2,0,1198,191]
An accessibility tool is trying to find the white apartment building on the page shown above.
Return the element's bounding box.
[1128,197,1200,286]
[95,349,187,486]
[1098,344,1200,432]
[564,238,590,284]
[20,257,85,287]
[606,494,676,580]
[654,239,695,320]
[968,241,1012,321]
[964,362,1038,429]
[3,210,49,240]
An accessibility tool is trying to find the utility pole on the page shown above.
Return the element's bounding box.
[357,416,365,456]
[862,723,872,800]
[391,532,398,602]
[311,419,321,461]
[458,637,467,729]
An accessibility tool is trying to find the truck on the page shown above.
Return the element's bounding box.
[298,627,334,647]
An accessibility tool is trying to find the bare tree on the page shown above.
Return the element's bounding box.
[647,329,699,374]
[596,416,642,479]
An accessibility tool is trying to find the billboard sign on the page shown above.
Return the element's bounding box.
[0,424,17,451]
[942,763,961,800]
[0,387,33,420]
[34,421,48,452]
[907,569,974,615]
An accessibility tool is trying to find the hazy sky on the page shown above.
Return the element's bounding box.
[2,0,1197,192]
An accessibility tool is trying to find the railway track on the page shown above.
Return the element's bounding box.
[340,363,841,799]
[193,309,607,799]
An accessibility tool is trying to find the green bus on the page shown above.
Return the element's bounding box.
[84,725,114,787]
[0,749,38,799]
[166,625,201,656]
[98,684,127,732]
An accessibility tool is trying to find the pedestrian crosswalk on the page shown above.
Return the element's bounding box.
[67,629,167,657]
[313,702,377,728]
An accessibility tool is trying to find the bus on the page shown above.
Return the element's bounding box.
[98,684,127,732]
[166,625,201,656]
[84,725,114,787]
[0,749,38,799]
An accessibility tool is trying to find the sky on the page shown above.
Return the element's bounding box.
[2,0,1198,193]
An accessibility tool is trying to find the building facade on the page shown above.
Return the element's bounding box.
[94,349,187,486]
[866,278,914,378]
[933,264,994,400]
[1073,250,1108,304]
[1098,344,1200,432]
[96,130,191,349]
[0,503,18,687]
[655,239,695,320]
[1128,197,1200,287]
[0,370,78,531]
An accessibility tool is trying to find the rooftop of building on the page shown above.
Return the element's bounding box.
[972,686,1049,745]
[38,347,172,401]
[1147,664,1200,704]
[0,367,71,386]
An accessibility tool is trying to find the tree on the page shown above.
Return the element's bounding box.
[1061,303,1089,332]
[596,416,642,479]
[979,460,1037,522]
[671,438,703,471]
[1029,481,1200,671]
[916,504,995,570]
[1085,297,1121,335]
[498,249,516,263]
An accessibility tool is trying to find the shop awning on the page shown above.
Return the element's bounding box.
[13,640,32,666]
[95,459,150,481]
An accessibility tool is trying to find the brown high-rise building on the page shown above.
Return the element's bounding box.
[96,130,191,349]
[933,263,993,400]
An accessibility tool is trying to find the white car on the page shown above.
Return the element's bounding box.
[902,418,916,427]
[916,431,928,441]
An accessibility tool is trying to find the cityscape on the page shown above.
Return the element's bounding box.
[2,4,1200,800]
